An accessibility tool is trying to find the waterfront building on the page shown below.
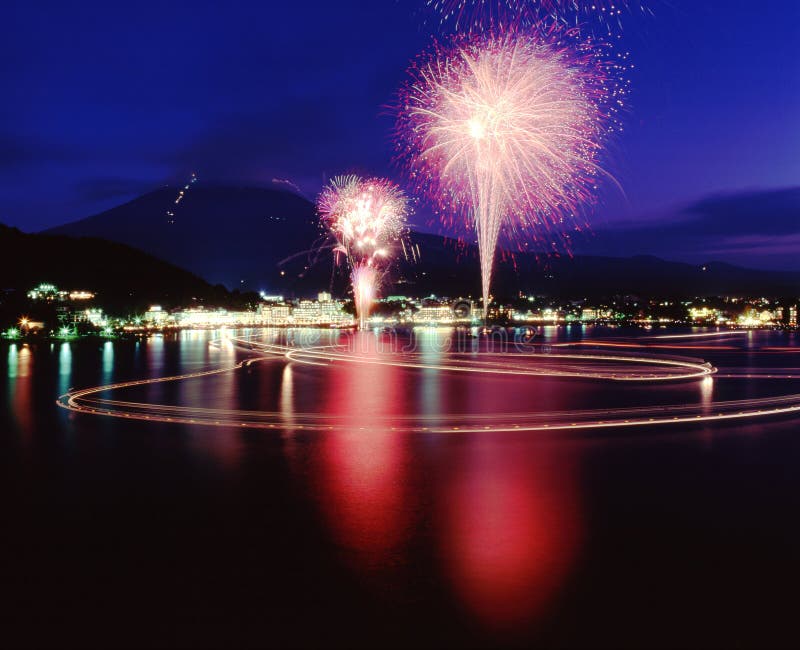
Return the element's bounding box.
[414,303,455,324]
[144,306,168,326]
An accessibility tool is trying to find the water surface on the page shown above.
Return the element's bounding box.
[2,327,799,648]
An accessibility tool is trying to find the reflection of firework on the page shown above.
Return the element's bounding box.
[351,265,380,332]
[395,32,620,317]
[426,0,641,33]
[318,176,410,329]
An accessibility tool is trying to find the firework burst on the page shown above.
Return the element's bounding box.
[395,31,621,317]
[425,0,643,34]
[318,176,411,329]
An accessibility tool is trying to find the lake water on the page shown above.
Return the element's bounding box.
[2,327,799,648]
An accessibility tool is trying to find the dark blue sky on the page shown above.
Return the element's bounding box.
[2,1,798,268]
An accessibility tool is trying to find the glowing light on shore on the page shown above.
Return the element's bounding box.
[318,176,410,328]
[395,32,619,317]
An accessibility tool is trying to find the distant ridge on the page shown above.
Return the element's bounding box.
[46,183,800,300]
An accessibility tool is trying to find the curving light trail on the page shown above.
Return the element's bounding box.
[55,332,800,435]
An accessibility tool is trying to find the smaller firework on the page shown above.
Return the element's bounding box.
[318,176,411,329]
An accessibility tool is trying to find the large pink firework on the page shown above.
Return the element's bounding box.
[395,31,620,316]
[318,176,410,329]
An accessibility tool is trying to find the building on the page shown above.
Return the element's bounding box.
[144,306,169,326]
[486,304,513,321]
[85,309,106,327]
[292,300,321,325]
[291,295,350,326]
[689,306,722,323]
[258,303,291,325]
[173,308,261,327]
[27,283,94,303]
[137,294,352,329]
[413,303,454,324]
[69,291,95,301]
[27,283,62,301]
[580,308,613,322]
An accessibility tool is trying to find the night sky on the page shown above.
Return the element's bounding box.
[2,0,798,269]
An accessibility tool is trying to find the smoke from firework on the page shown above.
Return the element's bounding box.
[395,31,620,316]
[318,176,410,328]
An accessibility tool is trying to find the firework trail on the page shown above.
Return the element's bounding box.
[425,0,643,33]
[395,31,620,317]
[318,176,410,329]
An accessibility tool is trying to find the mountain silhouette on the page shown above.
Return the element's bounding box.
[46,183,800,300]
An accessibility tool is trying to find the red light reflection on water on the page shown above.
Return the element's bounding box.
[313,334,412,572]
[433,371,581,631]
[292,331,583,628]
[9,344,34,435]
[438,440,582,630]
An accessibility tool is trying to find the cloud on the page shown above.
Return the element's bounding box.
[700,233,800,257]
[681,187,800,237]
[578,187,800,269]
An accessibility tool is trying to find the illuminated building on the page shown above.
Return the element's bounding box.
[292,301,320,324]
[137,295,352,330]
[174,308,262,327]
[512,308,562,323]
[486,305,513,321]
[27,283,96,303]
[540,308,561,323]
[27,283,63,301]
[580,308,612,322]
[20,320,45,332]
[144,306,168,326]
[84,309,106,326]
[258,303,291,324]
[69,291,95,301]
[689,306,722,322]
[737,308,779,328]
[413,303,455,324]
[290,295,351,326]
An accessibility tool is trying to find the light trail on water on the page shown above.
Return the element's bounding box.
[55,332,800,435]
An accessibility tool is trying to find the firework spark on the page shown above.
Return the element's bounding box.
[425,0,641,33]
[318,176,410,329]
[395,32,620,317]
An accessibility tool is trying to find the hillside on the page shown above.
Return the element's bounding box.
[45,183,800,300]
[0,224,233,312]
